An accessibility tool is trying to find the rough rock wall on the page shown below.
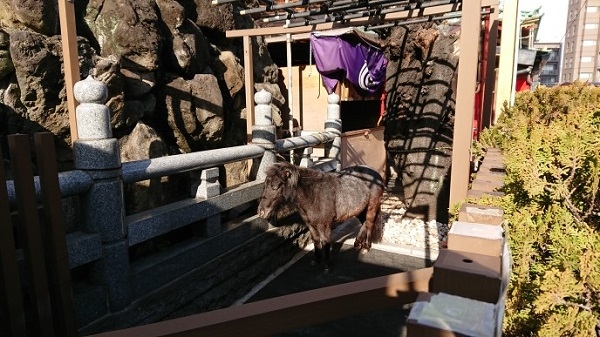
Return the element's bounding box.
[0,0,285,213]
[383,22,460,222]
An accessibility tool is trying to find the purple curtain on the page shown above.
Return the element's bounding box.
[310,33,387,95]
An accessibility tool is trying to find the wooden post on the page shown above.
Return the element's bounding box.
[243,35,255,142]
[494,0,519,123]
[0,148,27,337]
[34,133,77,337]
[481,2,499,129]
[449,0,481,207]
[9,135,55,336]
[58,0,80,142]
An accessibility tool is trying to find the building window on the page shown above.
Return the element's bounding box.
[587,6,598,12]
[581,56,594,63]
[579,72,592,79]
[542,64,556,74]
[542,76,557,85]
[585,23,599,30]
[583,40,597,46]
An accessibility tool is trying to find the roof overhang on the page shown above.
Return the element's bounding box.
[219,0,499,39]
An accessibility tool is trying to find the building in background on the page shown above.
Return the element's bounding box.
[562,0,600,83]
[500,7,546,92]
[534,42,562,86]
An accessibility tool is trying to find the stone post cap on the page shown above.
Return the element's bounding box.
[254,89,272,105]
[74,75,108,104]
[327,93,340,104]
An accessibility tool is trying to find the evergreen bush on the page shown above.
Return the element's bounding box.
[475,82,600,336]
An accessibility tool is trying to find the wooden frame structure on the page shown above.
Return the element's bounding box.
[55,0,515,211]
[55,0,519,204]
[226,0,501,206]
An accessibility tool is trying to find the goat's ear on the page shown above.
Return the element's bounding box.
[287,166,299,188]
[280,169,290,187]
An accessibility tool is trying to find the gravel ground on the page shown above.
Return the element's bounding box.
[379,191,449,252]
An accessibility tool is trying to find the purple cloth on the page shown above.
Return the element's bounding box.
[310,34,387,95]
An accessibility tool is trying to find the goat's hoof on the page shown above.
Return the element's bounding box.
[360,247,370,254]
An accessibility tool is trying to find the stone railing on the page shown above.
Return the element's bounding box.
[4,76,343,327]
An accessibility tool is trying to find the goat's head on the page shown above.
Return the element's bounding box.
[257,162,298,219]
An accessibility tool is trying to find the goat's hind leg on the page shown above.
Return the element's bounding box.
[354,198,381,252]
[354,209,369,252]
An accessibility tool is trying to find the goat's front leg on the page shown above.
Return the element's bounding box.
[307,225,323,266]
[320,227,333,272]
[322,241,333,272]
[312,241,323,266]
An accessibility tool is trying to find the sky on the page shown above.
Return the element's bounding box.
[502,0,569,43]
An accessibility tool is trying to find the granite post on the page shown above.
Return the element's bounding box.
[72,76,130,310]
[300,147,314,168]
[325,93,342,169]
[252,90,277,180]
[194,167,221,237]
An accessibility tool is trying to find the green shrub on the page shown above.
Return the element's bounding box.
[476,82,600,336]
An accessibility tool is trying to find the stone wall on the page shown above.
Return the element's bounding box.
[0,0,285,210]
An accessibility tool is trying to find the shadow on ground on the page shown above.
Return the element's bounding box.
[246,240,432,337]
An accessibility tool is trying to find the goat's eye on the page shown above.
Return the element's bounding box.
[270,180,283,190]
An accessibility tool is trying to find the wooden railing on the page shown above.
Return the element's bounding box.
[88,268,433,337]
[0,133,76,337]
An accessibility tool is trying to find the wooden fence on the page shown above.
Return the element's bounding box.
[0,133,77,337]
[88,268,433,337]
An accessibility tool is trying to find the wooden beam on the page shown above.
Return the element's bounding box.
[481,0,498,6]
[58,0,80,142]
[449,0,481,206]
[89,268,432,337]
[226,3,461,38]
